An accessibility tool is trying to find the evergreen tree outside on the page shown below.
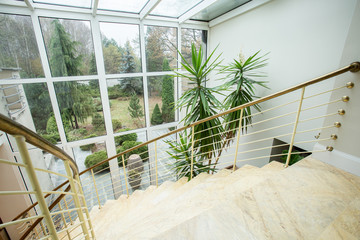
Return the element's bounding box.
[151,103,163,125]
[120,40,136,73]
[55,81,95,130]
[48,20,96,134]
[118,41,143,95]
[23,83,53,132]
[49,19,82,77]
[89,53,97,75]
[161,58,175,123]
[128,92,144,127]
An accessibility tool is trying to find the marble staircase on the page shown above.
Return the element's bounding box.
[89,157,360,239]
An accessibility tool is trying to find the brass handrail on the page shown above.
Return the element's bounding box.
[79,61,360,175]
[0,114,79,238]
[0,114,78,175]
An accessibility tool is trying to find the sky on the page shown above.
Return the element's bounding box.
[100,22,140,46]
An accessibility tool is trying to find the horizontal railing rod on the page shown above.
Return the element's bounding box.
[0,114,78,175]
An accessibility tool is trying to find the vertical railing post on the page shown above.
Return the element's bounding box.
[154,141,158,187]
[190,126,195,180]
[285,87,306,167]
[121,155,129,197]
[74,175,96,240]
[233,109,244,172]
[61,190,73,225]
[14,136,59,240]
[39,221,46,237]
[57,203,71,239]
[64,160,90,240]
[90,169,102,209]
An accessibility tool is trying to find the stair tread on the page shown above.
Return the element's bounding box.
[317,196,360,240]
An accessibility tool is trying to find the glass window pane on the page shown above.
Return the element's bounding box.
[0,83,59,150]
[149,127,177,184]
[107,78,145,132]
[115,131,150,194]
[148,75,176,126]
[0,14,44,79]
[98,0,149,13]
[181,28,207,93]
[54,80,106,142]
[75,141,110,207]
[145,26,177,72]
[181,28,207,66]
[33,0,91,9]
[150,0,202,18]
[100,22,142,75]
[191,0,250,21]
[39,17,97,77]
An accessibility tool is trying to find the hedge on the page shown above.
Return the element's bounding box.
[84,150,109,172]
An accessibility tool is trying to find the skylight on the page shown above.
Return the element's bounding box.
[149,0,203,18]
[98,0,150,14]
[33,0,92,9]
[191,0,251,21]
[5,0,256,24]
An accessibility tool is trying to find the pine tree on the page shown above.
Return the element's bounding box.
[120,41,136,73]
[89,52,97,75]
[151,103,163,125]
[161,58,175,122]
[49,19,82,77]
[118,41,143,95]
[55,81,95,129]
[128,93,144,120]
[48,20,94,130]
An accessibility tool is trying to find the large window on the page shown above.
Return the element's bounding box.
[100,22,142,74]
[148,75,176,126]
[0,6,208,203]
[40,17,97,77]
[54,80,106,141]
[145,25,177,72]
[0,14,44,79]
[107,78,145,132]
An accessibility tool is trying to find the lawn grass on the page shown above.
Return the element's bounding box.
[110,97,146,131]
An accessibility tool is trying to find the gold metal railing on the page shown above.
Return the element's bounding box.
[1,61,359,239]
[76,61,359,211]
[0,116,94,239]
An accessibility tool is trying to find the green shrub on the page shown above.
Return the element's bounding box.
[93,97,103,112]
[84,150,109,172]
[151,103,163,125]
[280,150,304,166]
[41,133,60,144]
[92,113,104,128]
[46,115,58,134]
[78,128,88,135]
[114,132,137,146]
[117,141,149,166]
[112,119,122,131]
[108,86,126,99]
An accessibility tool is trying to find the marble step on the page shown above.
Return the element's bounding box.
[159,157,360,240]
[107,163,283,239]
[152,202,257,240]
[317,197,360,240]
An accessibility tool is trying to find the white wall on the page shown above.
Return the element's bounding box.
[208,0,358,168]
[313,0,360,176]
